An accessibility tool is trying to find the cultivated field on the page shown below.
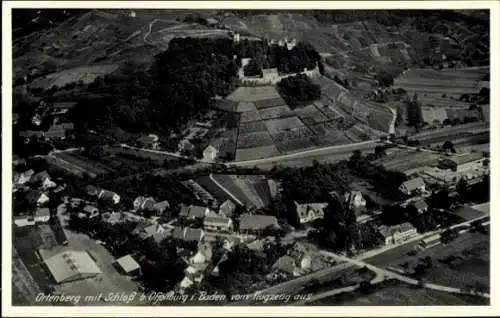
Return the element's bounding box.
[29,64,119,90]
[258,105,295,120]
[294,104,330,124]
[263,116,306,134]
[271,127,317,153]
[240,110,262,123]
[236,102,259,113]
[237,131,276,148]
[254,97,288,109]
[238,121,268,134]
[312,280,488,305]
[49,152,112,178]
[375,149,442,173]
[392,68,489,96]
[235,145,281,161]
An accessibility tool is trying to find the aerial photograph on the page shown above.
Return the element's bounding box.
[10,8,490,307]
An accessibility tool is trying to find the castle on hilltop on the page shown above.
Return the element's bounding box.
[232,32,297,51]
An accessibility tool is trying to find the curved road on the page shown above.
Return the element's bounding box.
[321,250,490,298]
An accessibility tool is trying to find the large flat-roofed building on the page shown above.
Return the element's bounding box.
[42,250,102,284]
[438,153,488,173]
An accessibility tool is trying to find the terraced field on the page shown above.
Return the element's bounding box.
[29,64,119,90]
[258,105,295,120]
[392,68,489,96]
[237,131,276,148]
[238,120,268,134]
[263,116,306,134]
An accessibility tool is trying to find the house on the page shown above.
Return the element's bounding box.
[271,255,301,277]
[179,205,210,220]
[82,205,99,218]
[44,126,66,139]
[41,250,102,284]
[31,113,42,126]
[239,214,279,235]
[344,191,367,215]
[173,227,205,243]
[137,134,159,150]
[480,105,490,123]
[446,108,481,123]
[13,215,36,227]
[267,179,282,199]
[51,101,77,115]
[418,234,441,250]
[412,199,429,214]
[114,254,141,276]
[294,201,328,224]
[154,200,170,215]
[34,207,51,223]
[44,123,74,139]
[98,190,120,204]
[287,242,313,271]
[202,139,222,162]
[19,130,44,140]
[398,177,426,196]
[31,171,56,189]
[86,185,101,197]
[438,153,487,173]
[133,196,156,212]
[26,190,49,206]
[203,216,233,233]
[12,155,26,167]
[262,68,280,82]
[178,139,195,153]
[14,169,34,185]
[132,221,168,243]
[219,199,236,217]
[378,222,418,246]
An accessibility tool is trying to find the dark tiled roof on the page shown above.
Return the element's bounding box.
[239,214,278,231]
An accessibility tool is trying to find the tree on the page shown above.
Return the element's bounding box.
[375,71,395,87]
[442,141,456,153]
[457,177,469,200]
[277,74,321,108]
[374,145,387,158]
[406,93,423,127]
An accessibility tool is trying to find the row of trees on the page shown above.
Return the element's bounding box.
[69,37,240,135]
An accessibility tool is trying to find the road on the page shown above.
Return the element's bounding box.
[232,211,489,305]
[227,122,488,169]
[321,250,490,298]
[227,140,379,169]
[120,144,192,160]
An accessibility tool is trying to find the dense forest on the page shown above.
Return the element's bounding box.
[69,37,240,135]
[67,36,322,136]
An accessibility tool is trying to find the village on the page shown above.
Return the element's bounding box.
[10,8,491,307]
[12,119,490,303]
